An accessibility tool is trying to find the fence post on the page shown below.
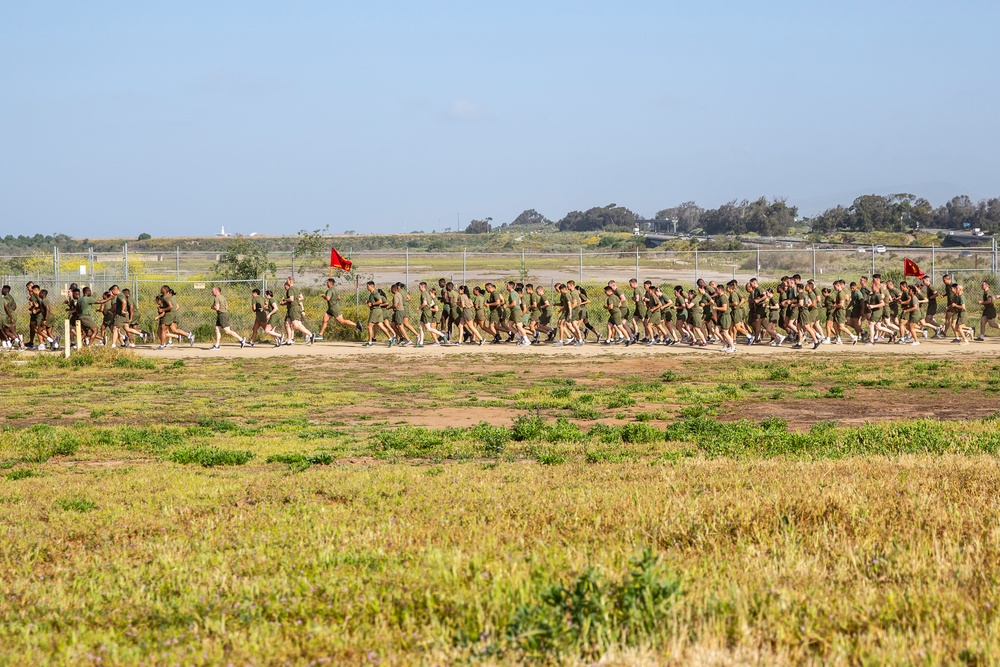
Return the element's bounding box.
[464,248,468,284]
[64,320,70,359]
[695,249,699,281]
[812,246,816,281]
[756,248,760,277]
[635,245,639,283]
[579,248,583,284]
[53,246,58,275]
[124,243,129,281]
[405,246,410,286]
[870,245,875,277]
[931,246,935,284]
[176,247,180,280]
[291,250,295,275]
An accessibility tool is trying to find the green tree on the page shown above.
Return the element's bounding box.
[558,204,637,232]
[465,217,492,234]
[509,209,553,227]
[655,202,703,232]
[294,225,332,275]
[137,233,152,241]
[214,238,276,281]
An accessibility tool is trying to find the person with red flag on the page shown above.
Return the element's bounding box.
[316,277,363,341]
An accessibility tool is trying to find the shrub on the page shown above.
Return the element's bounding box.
[372,426,445,452]
[532,448,567,465]
[470,422,510,456]
[511,415,546,442]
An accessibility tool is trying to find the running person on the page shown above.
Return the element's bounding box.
[976,280,999,341]
[282,277,314,345]
[317,278,363,340]
[210,286,247,350]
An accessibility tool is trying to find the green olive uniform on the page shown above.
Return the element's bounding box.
[983,289,997,321]
[392,291,405,325]
[77,295,97,330]
[325,287,342,318]
[214,293,231,328]
[606,294,622,326]
[366,291,383,324]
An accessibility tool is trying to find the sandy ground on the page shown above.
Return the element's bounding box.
[129,337,1000,360]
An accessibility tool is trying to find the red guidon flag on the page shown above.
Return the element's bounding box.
[903,258,925,278]
[330,247,352,272]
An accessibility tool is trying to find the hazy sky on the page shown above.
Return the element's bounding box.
[2,1,998,236]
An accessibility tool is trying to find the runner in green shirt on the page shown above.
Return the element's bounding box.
[601,285,630,344]
[416,281,444,347]
[281,276,314,345]
[317,278,363,341]
[210,286,247,350]
[0,285,21,349]
[950,283,973,344]
[977,279,999,341]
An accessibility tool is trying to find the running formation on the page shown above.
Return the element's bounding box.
[357,273,997,351]
[1,273,997,352]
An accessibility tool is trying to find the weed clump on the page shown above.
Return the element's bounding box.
[5,468,41,481]
[113,356,156,370]
[507,549,681,659]
[373,426,446,452]
[15,425,79,462]
[169,447,254,467]
[266,452,335,471]
[470,422,510,456]
[53,496,97,512]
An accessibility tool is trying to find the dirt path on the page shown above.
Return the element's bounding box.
[132,338,1000,360]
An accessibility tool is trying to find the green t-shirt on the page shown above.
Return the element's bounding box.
[77,296,96,321]
[605,294,620,315]
[286,286,302,315]
[214,293,229,313]
[867,292,882,316]
[366,291,380,310]
[324,288,338,310]
[419,293,433,314]
[115,293,128,316]
[507,290,521,311]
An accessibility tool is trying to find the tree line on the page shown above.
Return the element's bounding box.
[463,194,1000,236]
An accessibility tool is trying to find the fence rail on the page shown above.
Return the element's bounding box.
[2,241,998,286]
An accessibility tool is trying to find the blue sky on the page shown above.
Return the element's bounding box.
[2,1,998,236]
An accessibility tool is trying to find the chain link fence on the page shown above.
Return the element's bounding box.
[3,243,998,342]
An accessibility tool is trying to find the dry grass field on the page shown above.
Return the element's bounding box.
[2,347,1000,665]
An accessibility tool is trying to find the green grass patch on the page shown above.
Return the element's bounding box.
[4,468,41,481]
[53,496,97,512]
[168,447,254,467]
